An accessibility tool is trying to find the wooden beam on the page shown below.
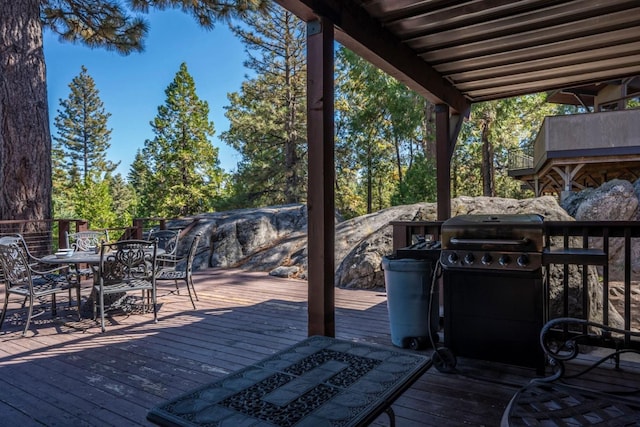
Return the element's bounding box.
[306,18,335,338]
[275,0,470,114]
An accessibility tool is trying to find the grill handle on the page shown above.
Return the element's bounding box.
[449,237,530,246]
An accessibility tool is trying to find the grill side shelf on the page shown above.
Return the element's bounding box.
[542,248,607,265]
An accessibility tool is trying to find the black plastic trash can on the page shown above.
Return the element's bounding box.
[381,255,439,349]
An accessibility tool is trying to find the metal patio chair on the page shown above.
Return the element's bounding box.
[0,233,50,270]
[155,232,202,309]
[501,317,640,426]
[0,239,81,336]
[94,239,158,333]
[65,230,109,280]
[65,230,109,252]
[148,229,181,264]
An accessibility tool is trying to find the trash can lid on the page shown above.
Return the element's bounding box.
[381,255,435,271]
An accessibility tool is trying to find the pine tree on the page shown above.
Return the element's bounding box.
[138,62,223,217]
[335,48,434,214]
[52,65,129,227]
[109,174,137,228]
[128,150,152,217]
[52,143,75,219]
[222,4,307,207]
[54,65,118,183]
[1,1,268,223]
[72,173,116,229]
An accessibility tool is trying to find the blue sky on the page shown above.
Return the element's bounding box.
[44,9,249,178]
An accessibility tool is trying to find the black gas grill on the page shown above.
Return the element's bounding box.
[440,214,545,372]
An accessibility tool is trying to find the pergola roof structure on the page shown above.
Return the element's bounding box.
[273,0,640,337]
[277,0,640,113]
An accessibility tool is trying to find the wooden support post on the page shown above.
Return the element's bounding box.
[58,220,70,249]
[133,219,144,240]
[306,18,335,337]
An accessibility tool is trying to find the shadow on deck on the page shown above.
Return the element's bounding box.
[0,268,637,426]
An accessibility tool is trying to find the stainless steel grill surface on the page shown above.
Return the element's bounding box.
[440,214,543,272]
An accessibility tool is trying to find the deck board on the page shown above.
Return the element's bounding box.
[1,267,638,426]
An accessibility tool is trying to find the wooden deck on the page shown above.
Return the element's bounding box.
[0,268,638,426]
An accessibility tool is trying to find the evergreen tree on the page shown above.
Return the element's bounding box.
[390,154,437,205]
[52,142,75,219]
[453,95,560,198]
[1,0,268,224]
[52,65,132,227]
[128,150,152,217]
[54,65,118,183]
[335,48,435,215]
[72,173,116,229]
[222,3,307,207]
[107,173,136,227]
[137,62,222,217]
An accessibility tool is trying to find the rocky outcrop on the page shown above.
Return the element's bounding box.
[179,196,575,284]
[171,190,637,328]
[562,179,638,220]
[561,179,640,281]
[163,204,307,273]
[336,196,571,290]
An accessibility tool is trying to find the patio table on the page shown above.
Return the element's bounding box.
[40,248,165,265]
[147,335,432,426]
[41,248,164,318]
[41,252,101,265]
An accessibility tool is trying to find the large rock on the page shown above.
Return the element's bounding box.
[336,196,570,290]
[162,205,308,273]
[176,196,576,284]
[561,179,640,281]
[205,204,308,269]
[169,194,625,327]
[567,179,638,221]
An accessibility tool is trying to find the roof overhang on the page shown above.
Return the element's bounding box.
[276,0,640,113]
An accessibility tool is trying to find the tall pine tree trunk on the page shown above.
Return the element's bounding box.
[481,119,495,197]
[424,102,436,158]
[0,1,52,226]
[366,151,373,214]
[284,67,299,204]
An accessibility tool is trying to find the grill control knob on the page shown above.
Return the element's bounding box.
[464,253,475,265]
[481,253,492,265]
[499,254,511,266]
[517,254,529,267]
[447,252,459,264]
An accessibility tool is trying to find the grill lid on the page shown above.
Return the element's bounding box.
[441,214,543,252]
[440,214,544,271]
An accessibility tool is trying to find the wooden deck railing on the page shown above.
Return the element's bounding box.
[543,220,640,349]
[3,217,638,353]
[0,217,188,256]
[391,220,640,352]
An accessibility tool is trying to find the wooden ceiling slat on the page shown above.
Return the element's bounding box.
[454,55,640,91]
[431,27,640,74]
[415,8,640,62]
[363,0,461,21]
[465,65,640,100]
[386,0,563,37]
[403,0,639,50]
[445,43,640,83]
